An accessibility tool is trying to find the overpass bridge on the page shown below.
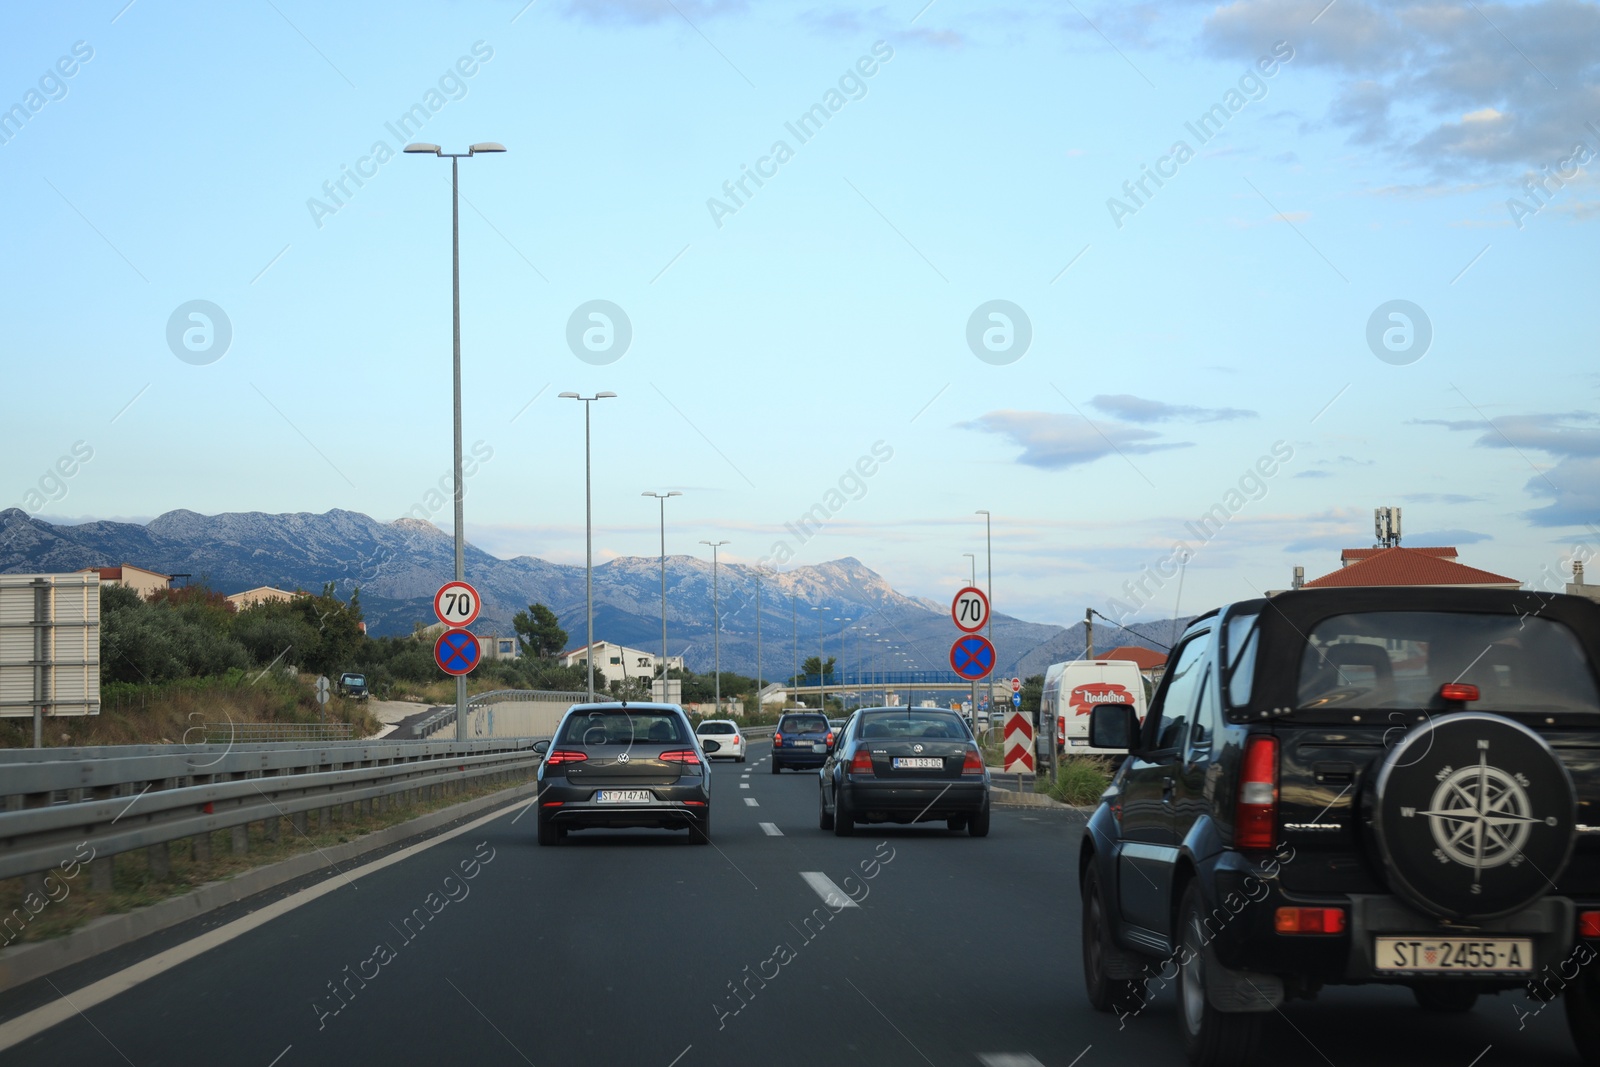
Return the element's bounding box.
[783,670,1012,707]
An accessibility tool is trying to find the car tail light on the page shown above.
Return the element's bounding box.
[1440,682,1479,703]
[850,748,874,774]
[660,749,702,765]
[1274,907,1345,935]
[1235,736,1279,850]
[962,749,985,775]
[826,730,834,747]
[773,732,783,747]
[1580,911,1600,938]
[546,748,588,765]
[541,801,563,807]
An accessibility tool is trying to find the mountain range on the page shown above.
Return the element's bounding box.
[0,508,1184,679]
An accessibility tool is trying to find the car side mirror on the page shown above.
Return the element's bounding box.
[702,739,722,753]
[532,739,551,755]
[1088,704,1139,752]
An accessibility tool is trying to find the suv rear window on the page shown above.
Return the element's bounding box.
[696,722,735,734]
[560,711,685,745]
[780,715,828,734]
[858,711,968,739]
[1295,611,1600,713]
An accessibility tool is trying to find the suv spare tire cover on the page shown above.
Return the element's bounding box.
[1371,712,1576,921]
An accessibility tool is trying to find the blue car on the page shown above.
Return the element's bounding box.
[771,712,833,773]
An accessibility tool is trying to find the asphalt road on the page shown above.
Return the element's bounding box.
[0,740,1588,1066]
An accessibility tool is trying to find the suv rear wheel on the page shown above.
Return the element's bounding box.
[1177,882,1262,1067]
[1566,956,1600,1060]
[1082,868,1146,1015]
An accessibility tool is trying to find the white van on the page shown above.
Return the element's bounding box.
[1039,659,1149,756]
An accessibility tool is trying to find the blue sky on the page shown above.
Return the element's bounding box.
[4,0,1599,629]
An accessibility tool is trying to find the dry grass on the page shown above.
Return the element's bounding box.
[0,672,381,750]
[0,770,533,947]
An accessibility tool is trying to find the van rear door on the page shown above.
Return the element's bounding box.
[1058,661,1148,755]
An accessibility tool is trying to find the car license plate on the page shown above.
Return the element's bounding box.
[1374,937,1533,973]
[593,790,653,804]
[812,743,827,753]
[893,757,943,769]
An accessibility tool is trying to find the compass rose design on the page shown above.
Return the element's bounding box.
[1415,746,1550,878]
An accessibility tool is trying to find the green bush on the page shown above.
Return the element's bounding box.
[1039,756,1113,806]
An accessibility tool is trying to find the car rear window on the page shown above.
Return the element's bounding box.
[858,711,967,739]
[780,715,828,734]
[1295,611,1600,713]
[697,722,735,734]
[560,711,686,745]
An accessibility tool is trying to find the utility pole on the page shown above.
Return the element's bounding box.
[1085,607,1094,660]
[701,541,729,714]
[755,573,762,719]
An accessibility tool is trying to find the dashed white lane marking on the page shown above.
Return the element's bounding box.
[759,822,783,836]
[979,1054,1056,1067]
[799,871,859,909]
[744,797,759,807]
[739,783,750,789]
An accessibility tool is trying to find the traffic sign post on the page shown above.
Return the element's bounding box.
[950,586,989,634]
[434,628,481,677]
[1010,676,1022,693]
[1004,711,1034,774]
[434,581,482,628]
[315,675,329,724]
[949,634,995,681]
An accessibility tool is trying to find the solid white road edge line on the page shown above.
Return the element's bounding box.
[0,797,535,1054]
[799,872,859,909]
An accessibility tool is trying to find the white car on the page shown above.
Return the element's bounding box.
[695,719,745,762]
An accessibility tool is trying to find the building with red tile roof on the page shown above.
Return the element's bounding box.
[1303,547,1520,590]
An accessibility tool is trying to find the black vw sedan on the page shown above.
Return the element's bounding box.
[534,702,718,845]
[818,707,991,837]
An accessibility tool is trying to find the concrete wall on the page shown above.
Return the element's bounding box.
[462,696,576,739]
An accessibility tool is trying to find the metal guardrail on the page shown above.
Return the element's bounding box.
[203,723,354,743]
[0,737,547,882]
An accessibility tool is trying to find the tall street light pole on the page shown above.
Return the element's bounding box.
[700,541,729,714]
[403,140,505,740]
[643,491,681,700]
[791,596,799,710]
[559,391,617,702]
[811,605,825,712]
[754,573,762,716]
[976,509,993,713]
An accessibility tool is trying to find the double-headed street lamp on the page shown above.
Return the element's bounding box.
[700,540,729,713]
[643,491,682,699]
[404,140,505,740]
[560,391,617,701]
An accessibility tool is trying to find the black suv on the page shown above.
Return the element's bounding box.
[771,712,833,773]
[1079,588,1600,1066]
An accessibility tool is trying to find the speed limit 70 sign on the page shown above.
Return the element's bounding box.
[951,586,989,633]
[434,581,482,628]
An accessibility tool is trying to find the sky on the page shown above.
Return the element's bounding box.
[4,0,1599,631]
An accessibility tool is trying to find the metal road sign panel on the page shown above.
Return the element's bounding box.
[315,676,330,706]
[1012,692,1022,706]
[1004,711,1035,773]
[948,634,995,681]
[950,586,989,634]
[434,628,481,676]
[1011,676,1022,693]
[434,581,482,628]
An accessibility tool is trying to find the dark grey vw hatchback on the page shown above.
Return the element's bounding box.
[534,702,717,846]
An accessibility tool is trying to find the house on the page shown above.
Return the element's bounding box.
[76,564,172,599]
[1100,644,1169,686]
[558,641,685,685]
[226,586,300,610]
[1301,547,1520,590]
[481,634,520,662]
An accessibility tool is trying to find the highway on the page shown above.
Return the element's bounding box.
[0,740,1586,1066]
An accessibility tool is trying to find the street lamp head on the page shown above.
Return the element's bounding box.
[403,143,442,155]
[976,509,990,516]
[666,490,682,498]
[468,142,507,154]
[596,391,618,399]
[558,391,580,399]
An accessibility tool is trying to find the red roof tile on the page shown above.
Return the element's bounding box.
[1099,645,1168,669]
[1305,547,1518,588]
[1340,546,1457,564]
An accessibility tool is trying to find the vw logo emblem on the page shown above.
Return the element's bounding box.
[913,744,923,753]
[616,752,630,765]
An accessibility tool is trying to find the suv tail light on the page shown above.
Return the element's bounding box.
[850,748,875,774]
[773,732,784,747]
[1580,911,1600,939]
[546,749,588,765]
[826,730,834,747]
[961,749,985,775]
[1440,682,1480,703]
[660,749,702,765]
[1235,736,1279,850]
[1274,907,1345,935]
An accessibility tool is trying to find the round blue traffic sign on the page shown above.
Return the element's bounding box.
[949,634,996,681]
[434,628,481,676]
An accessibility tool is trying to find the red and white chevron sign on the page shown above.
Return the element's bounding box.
[1004,711,1034,773]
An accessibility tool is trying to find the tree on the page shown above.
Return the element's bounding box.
[512,603,568,659]
[798,655,836,682]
